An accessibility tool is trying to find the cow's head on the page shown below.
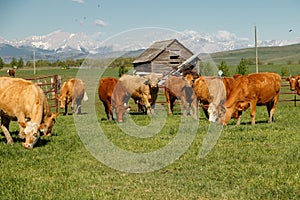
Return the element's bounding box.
[56,94,71,109]
[286,76,298,91]
[20,122,39,149]
[144,73,162,88]
[296,79,300,95]
[115,104,130,123]
[183,74,196,87]
[208,102,226,123]
[40,112,59,136]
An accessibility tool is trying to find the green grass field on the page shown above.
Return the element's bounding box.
[0,66,299,199]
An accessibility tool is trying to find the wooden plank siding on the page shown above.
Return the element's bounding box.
[133,39,199,75]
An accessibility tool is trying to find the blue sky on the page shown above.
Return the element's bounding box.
[1,0,299,41]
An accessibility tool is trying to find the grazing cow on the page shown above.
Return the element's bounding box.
[7,69,15,77]
[0,77,58,148]
[192,76,227,121]
[164,74,197,119]
[118,73,161,116]
[57,78,88,115]
[209,72,281,125]
[98,77,119,121]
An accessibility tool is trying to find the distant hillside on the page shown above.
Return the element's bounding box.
[209,43,300,66]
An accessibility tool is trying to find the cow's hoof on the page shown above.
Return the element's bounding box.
[7,140,14,144]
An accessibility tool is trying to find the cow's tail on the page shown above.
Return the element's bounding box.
[83,91,88,101]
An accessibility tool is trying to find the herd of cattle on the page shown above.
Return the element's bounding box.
[98,72,284,127]
[0,71,299,149]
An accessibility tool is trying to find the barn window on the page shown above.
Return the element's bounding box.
[170,55,179,59]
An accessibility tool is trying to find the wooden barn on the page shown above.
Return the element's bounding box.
[133,39,199,75]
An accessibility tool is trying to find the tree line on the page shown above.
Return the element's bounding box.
[0,57,86,69]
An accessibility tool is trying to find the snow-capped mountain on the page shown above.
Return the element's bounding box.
[0,29,299,62]
[3,30,99,53]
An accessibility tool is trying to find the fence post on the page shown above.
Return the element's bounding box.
[294,94,297,107]
[54,75,59,113]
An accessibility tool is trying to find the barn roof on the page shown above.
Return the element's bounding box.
[133,39,193,64]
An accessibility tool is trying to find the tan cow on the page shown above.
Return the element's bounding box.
[192,76,227,120]
[57,78,88,115]
[0,77,58,148]
[210,72,281,125]
[118,73,161,116]
[164,74,198,119]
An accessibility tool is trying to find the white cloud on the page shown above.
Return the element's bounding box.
[95,19,108,27]
[71,0,85,4]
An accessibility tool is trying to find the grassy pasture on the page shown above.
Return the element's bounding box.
[0,67,299,199]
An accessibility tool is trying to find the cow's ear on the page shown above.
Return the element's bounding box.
[285,77,290,81]
[144,79,150,85]
[18,122,26,128]
[55,94,60,99]
[52,112,59,119]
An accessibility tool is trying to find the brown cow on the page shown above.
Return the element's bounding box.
[293,77,300,95]
[164,74,198,119]
[286,75,300,91]
[57,78,88,115]
[118,73,161,116]
[98,77,119,121]
[7,69,15,77]
[0,77,58,148]
[210,72,281,125]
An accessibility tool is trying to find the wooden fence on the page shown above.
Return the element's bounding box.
[279,79,300,106]
[26,75,61,113]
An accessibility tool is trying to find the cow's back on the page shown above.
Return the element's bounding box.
[193,76,226,104]
[61,78,86,100]
[222,77,236,97]
[0,77,44,121]
[98,77,118,102]
[165,76,186,98]
[225,72,281,109]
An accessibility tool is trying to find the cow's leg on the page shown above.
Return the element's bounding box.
[249,102,257,125]
[104,101,113,120]
[181,97,187,117]
[166,95,172,115]
[168,97,176,115]
[202,106,209,119]
[235,111,243,125]
[190,99,198,120]
[1,117,13,144]
[64,104,68,115]
[142,95,151,115]
[104,102,110,120]
[267,100,277,123]
[74,99,82,114]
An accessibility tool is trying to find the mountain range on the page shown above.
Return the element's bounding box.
[1,29,300,63]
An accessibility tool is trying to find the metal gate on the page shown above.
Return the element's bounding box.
[26,75,61,113]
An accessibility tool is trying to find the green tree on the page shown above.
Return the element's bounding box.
[17,58,24,68]
[199,62,214,76]
[0,57,4,69]
[10,57,18,68]
[281,67,289,77]
[25,60,33,67]
[235,58,248,75]
[218,60,230,77]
